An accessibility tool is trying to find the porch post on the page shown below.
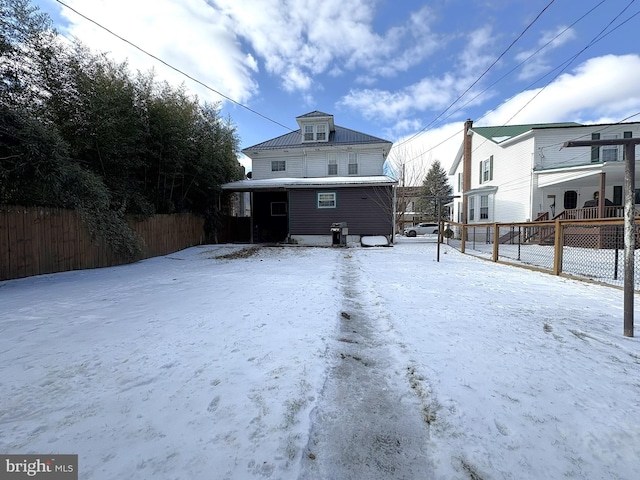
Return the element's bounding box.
[598,172,606,219]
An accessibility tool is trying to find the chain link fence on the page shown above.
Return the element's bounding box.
[445,220,640,289]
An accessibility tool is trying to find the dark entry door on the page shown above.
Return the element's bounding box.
[253,191,289,242]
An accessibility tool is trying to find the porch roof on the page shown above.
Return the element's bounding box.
[221,175,397,192]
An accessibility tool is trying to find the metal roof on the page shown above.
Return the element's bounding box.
[296,110,333,118]
[473,123,581,144]
[242,125,392,154]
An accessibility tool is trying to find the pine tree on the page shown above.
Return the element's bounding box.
[417,160,453,220]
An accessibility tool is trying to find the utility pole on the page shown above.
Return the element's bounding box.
[563,137,640,337]
[427,195,459,262]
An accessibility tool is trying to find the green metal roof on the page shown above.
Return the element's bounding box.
[473,123,581,144]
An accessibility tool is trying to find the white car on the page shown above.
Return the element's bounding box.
[404,222,439,237]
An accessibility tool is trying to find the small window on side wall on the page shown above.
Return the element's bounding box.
[271,160,286,172]
[328,153,337,175]
[348,152,358,175]
[317,192,336,208]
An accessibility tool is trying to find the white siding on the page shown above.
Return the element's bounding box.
[535,125,640,170]
[251,154,304,180]
[357,149,384,176]
[306,151,329,177]
[251,147,386,180]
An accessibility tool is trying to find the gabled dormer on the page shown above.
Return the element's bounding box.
[296,111,335,143]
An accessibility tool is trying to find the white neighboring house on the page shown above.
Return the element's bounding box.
[222,111,396,245]
[449,119,640,226]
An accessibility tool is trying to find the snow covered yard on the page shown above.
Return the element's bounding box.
[1,241,639,479]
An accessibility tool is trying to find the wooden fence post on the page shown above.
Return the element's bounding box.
[553,219,563,275]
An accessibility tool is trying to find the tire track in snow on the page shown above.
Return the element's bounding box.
[298,252,434,479]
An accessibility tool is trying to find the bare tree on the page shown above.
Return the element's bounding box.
[386,144,432,232]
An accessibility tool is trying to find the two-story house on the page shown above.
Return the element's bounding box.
[222,111,395,245]
[449,119,640,226]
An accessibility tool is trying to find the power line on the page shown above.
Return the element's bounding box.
[393,0,556,152]
[52,0,296,134]
[398,1,638,169]
[468,0,639,157]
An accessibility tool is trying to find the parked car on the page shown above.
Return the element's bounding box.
[404,222,439,237]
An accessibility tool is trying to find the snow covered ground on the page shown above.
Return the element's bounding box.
[1,239,639,479]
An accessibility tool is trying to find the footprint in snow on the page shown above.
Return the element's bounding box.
[207,396,220,413]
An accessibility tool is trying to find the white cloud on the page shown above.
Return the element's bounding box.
[338,25,501,129]
[481,54,640,126]
[385,54,640,183]
[387,122,464,184]
[57,0,259,104]
[515,26,576,80]
[212,0,441,91]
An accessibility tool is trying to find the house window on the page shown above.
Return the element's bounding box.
[302,123,329,142]
[480,195,489,219]
[469,196,475,221]
[317,192,336,209]
[316,124,326,141]
[458,172,462,192]
[304,125,314,141]
[328,153,337,175]
[457,201,462,223]
[348,152,358,175]
[479,156,493,184]
[271,202,287,216]
[602,134,620,162]
[271,160,286,172]
[635,189,640,205]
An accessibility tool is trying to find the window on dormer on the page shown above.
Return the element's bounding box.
[304,125,314,141]
[302,123,329,142]
[316,124,326,141]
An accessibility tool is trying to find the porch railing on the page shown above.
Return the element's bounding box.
[555,206,625,220]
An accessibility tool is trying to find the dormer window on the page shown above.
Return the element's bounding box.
[304,125,314,141]
[302,123,329,142]
[316,124,326,141]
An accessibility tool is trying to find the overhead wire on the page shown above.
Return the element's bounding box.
[400,0,639,169]
[470,0,639,153]
[392,0,557,153]
[52,0,296,134]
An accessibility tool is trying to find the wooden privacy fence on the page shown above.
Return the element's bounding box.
[0,206,205,281]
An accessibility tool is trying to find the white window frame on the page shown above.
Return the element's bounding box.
[317,191,337,209]
[316,124,327,141]
[482,158,491,182]
[271,160,286,172]
[469,196,475,221]
[304,125,314,141]
[327,153,338,175]
[601,133,620,162]
[302,123,329,142]
[480,194,489,220]
[348,152,358,175]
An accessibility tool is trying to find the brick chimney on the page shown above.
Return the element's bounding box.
[462,119,473,224]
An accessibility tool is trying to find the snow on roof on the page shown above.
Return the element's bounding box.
[221,175,397,191]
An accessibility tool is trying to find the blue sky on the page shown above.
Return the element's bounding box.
[32,0,640,179]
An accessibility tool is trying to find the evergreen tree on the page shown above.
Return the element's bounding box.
[417,160,453,220]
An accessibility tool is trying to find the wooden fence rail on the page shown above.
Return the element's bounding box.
[0,206,205,281]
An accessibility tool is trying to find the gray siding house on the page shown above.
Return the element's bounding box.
[222,111,396,245]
